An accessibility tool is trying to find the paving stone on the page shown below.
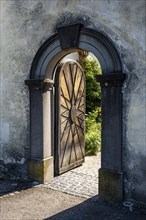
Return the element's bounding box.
[45,153,101,198]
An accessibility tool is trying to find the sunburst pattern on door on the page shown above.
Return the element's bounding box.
[55,60,85,175]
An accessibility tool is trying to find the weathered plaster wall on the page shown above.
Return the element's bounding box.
[0,0,145,203]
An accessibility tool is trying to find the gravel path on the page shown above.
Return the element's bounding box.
[1,187,145,220]
[0,153,146,220]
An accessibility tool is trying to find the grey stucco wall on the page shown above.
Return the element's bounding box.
[0,0,146,204]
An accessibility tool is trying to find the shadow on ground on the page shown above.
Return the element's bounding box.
[0,179,39,196]
[45,196,146,220]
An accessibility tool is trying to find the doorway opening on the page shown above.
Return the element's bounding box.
[52,51,102,197]
[25,24,126,201]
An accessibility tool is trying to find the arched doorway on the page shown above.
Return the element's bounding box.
[25,24,126,202]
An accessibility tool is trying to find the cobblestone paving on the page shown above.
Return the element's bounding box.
[44,153,101,198]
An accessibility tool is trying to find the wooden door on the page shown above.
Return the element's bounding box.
[55,60,85,175]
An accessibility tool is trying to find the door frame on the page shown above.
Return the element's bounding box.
[25,24,126,202]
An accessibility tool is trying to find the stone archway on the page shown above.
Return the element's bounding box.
[25,24,126,202]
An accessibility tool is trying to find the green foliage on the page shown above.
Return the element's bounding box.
[85,108,101,155]
[85,107,101,132]
[80,54,102,155]
[82,57,101,114]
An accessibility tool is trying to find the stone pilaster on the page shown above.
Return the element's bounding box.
[25,79,54,183]
[96,73,126,202]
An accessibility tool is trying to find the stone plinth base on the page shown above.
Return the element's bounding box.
[28,157,53,183]
[99,168,123,202]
